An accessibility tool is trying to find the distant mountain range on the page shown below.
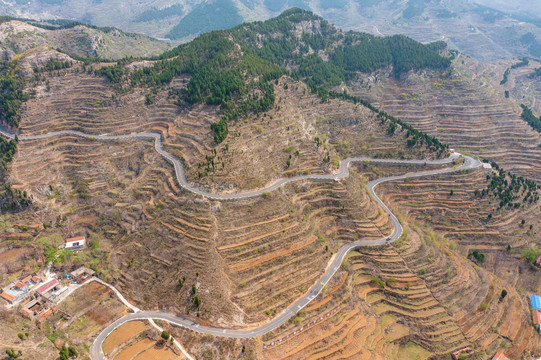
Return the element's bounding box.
[472,0,541,19]
[2,0,541,60]
[0,17,170,60]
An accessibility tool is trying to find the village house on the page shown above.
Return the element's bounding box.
[1,274,40,305]
[36,306,57,329]
[35,279,60,301]
[20,297,48,319]
[70,266,95,283]
[65,236,85,251]
[492,352,510,360]
[0,291,16,304]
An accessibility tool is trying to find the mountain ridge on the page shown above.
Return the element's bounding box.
[3,0,541,61]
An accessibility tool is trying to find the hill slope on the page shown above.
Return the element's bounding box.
[0,18,169,60]
[0,9,540,360]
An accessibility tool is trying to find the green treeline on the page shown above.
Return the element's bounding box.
[0,137,30,212]
[0,60,31,211]
[520,104,541,134]
[307,84,448,155]
[500,68,510,85]
[0,137,16,171]
[97,65,125,84]
[511,58,529,69]
[130,33,237,88]
[477,160,539,209]
[116,33,283,142]
[35,59,72,72]
[331,35,449,78]
[0,61,29,127]
[185,65,244,105]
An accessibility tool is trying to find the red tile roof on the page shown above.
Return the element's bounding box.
[15,282,25,289]
[36,279,58,295]
[66,236,85,243]
[0,291,16,302]
[31,276,39,283]
[493,352,509,360]
[537,255,541,265]
[534,310,541,325]
[21,275,32,283]
[37,308,53,323]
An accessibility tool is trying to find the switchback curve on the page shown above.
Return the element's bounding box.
[1,128,481,358]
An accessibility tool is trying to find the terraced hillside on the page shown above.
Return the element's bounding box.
[0,41,450,349]
[148,160,541,359]
[505,59,541,117]
[2,10,541,360]
[351,54,541,182]
[255,161,541,359]
[377,163,541,358]
[169,77,442,193]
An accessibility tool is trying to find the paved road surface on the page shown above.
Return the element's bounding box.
[2,128,472,200]
[0,127,481,358]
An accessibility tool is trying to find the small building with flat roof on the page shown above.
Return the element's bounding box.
[70,266,94,283]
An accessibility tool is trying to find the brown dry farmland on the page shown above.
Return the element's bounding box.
[114,339,156,360]
[133,345,183,360]
[102,321,147,355]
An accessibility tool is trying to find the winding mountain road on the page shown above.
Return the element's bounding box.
[1,128,482,359]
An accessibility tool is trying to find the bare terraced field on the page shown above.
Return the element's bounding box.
[155,163,541,359]
[506,59,541,116]
[4,55,541,359]
[8,63,441,328]
[352,55,541,182]
[103,321,187,360]
[250,166,541,359]
[379,166,541,358]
